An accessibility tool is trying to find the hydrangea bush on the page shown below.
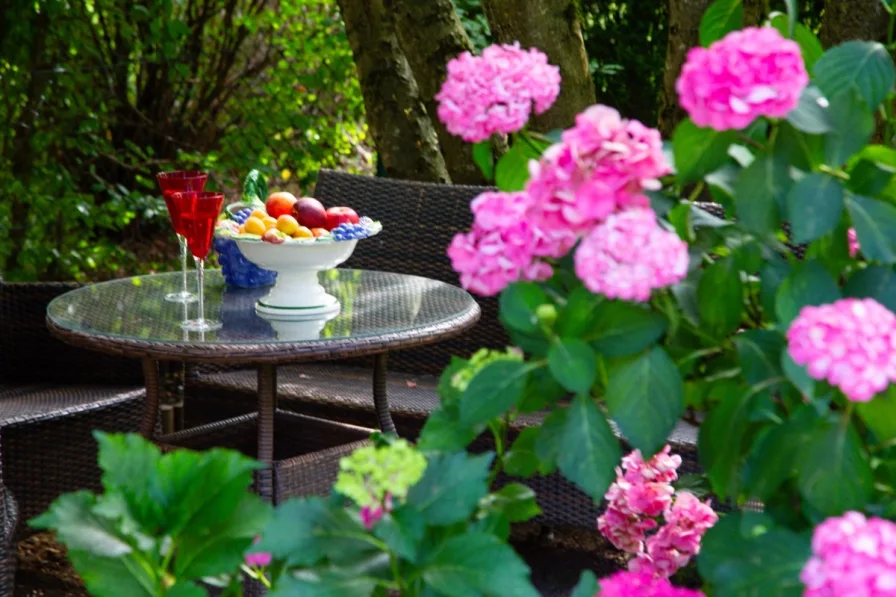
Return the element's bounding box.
[34,0,896,595]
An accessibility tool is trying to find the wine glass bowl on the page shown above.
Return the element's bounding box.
[170,191,226,332]
[156,170,209,304]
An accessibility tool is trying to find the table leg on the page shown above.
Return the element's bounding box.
[373,353,397,435]
[257,364,277,503]
[140,358,161,439]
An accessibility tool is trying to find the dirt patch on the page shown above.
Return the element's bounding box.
[15,533,87,597]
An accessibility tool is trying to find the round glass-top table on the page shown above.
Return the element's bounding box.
[47,269,480,500]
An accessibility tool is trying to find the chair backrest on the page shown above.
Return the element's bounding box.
[0,280,143,385]
[313,169,508,374]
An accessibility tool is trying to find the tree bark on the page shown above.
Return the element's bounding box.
[481,0,595,132]
[820,0,889,46]
[337,0,450,183]
[741,0,766,27]
[387,0,486,184]
[658,0,713,137]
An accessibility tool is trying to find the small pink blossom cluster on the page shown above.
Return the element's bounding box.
[574,208,689,302]
[848,227,860,258]
[597,571,705,597]
[787,298,896,402]
[676,27,808,131]
[245,537,272,568]
[360,493,393,529]
[447,191,553,296]
[436,43,561,142]
[597,446,718,578]
[801,511,896,597]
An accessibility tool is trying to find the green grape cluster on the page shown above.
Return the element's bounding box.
[450,347,523,393]
[334,439,427,508]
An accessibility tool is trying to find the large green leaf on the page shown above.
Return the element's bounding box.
[499,283,547,334]
[421,532,539,597]
[844,266,896,312]
[417,407,478,452]
[537,395,621,500]
[857,387,896,442]
[735,329,784,387]
[813,40,896,111]
[548,338,596,393]
[734,154,788,234]
[697,257,744,338]
[741,406,818,501]
[698,514,811,597]
[673,118,738,183]
[504,427,550,477]
[797,416,873,516]
[775,122,824,171]
[588,300,668,357]
[760,258,792,320]
[775,261,840,325]
[605,347,685,456]
[699,0,742,46]
[94,432,165,530]
[406,452,492,526]
[270,571,380,597]
[697,382,752,499]
[458,360,532,426]
[569,571,598,597]
[472,142,494,181]
[495,144,533,191]
[555,286,602,337]
[786,173,845,243]
[823,90,875,166]
[373,506,425,562]
[478,483,542,523]
[846,193,896,264]
[784,85,831,134]
[68,550,157,597]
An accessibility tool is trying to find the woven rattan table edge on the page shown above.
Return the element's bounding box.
[45,302,481,365]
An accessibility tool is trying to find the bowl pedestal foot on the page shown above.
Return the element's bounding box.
[254,268,340,319]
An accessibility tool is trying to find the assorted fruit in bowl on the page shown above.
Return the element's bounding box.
[215,191,382,245]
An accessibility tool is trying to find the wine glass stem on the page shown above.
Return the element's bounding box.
[194,256,206,323]
[178,234,189,295]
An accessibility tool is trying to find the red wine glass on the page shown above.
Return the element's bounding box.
[170,191,225,332]
[156,170,208,304]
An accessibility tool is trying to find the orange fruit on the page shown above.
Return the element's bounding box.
[244,216,266,236]
[276,215,300,236]
[250,208,267,220]
[262,216,277,229]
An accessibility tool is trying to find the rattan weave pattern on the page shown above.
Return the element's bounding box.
[46,270,481,365]
[0,279,144,529]
[0,487,16,597]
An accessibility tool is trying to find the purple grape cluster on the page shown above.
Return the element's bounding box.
[232,207,253,224]
[214,236,277,288]
[332,222,370,241]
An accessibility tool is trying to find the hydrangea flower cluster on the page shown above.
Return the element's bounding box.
[435,43,561,142]
[450,346,524,393]
[334,439,426,529]
[597,571,705,597]
[786,298,896,402]
[574,208,689,302]
[526,105,670,245]
[597,446,718,578]
[801,511,896,597]
[447,191,553,296]
[848,227,860,258]
[676,27,808,131]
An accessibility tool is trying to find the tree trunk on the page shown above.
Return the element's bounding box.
[741,0,766,27]
[481,0,595,132]
[337,0,450,183]
[820,0,888,46]
[387,0,486,184]
[658,0,713,137]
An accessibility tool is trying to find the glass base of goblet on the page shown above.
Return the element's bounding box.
[166,291,198,304]
[181,318,222,332]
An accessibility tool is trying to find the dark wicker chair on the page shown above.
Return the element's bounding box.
[0,278,144,527]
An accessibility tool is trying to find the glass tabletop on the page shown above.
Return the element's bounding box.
[47,270,479,350]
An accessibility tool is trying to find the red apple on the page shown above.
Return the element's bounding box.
[325,206,360,230]
[265,192,297,219]
[292,197,328,229]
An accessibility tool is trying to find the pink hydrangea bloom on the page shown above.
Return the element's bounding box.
[574,208,689,302]
[848,228,860,258]
[630,493,718,577]
[622,446,682,485]
[470,190,531,229]
[245,537,272,568]
[786,298,896,402]
[525,106,670,246]
[801,511,896,597]
[598,571,705,597]
[436,43,561,142]
[676,27,809,131]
